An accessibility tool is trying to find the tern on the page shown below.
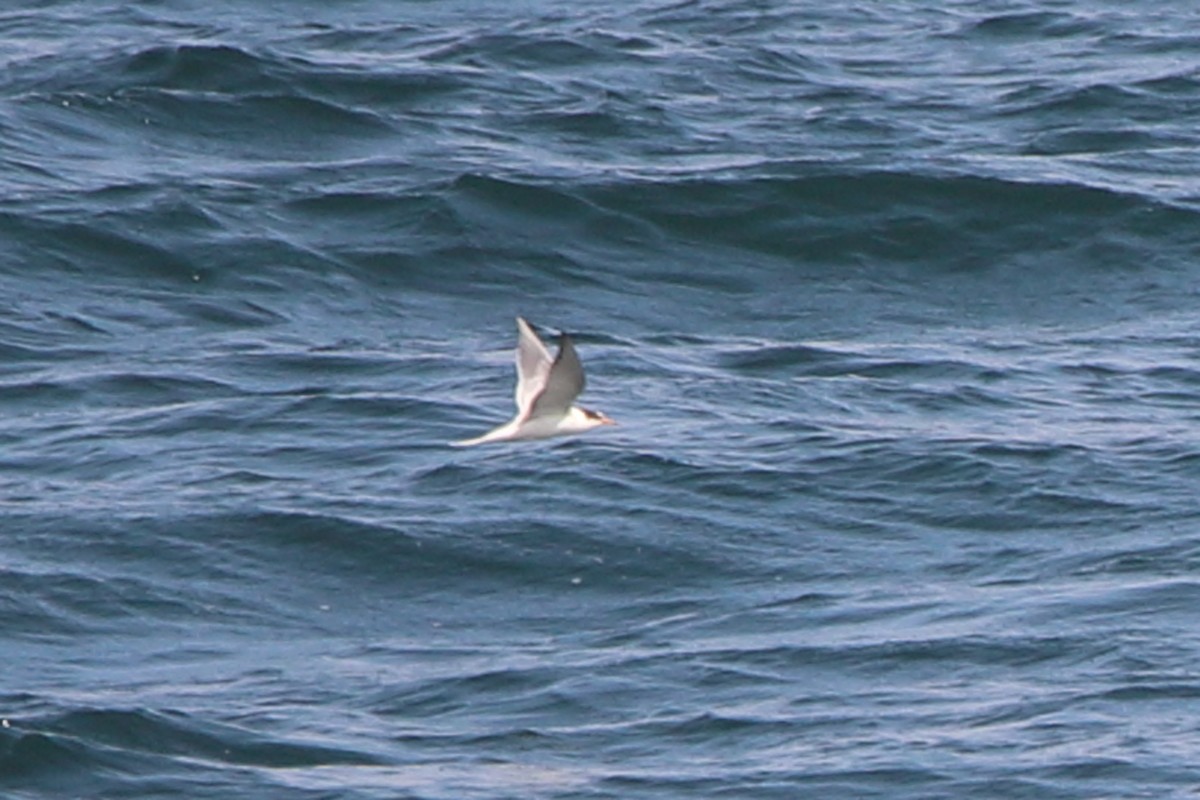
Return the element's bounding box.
[452,317,615,446]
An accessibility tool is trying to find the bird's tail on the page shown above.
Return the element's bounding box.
[449,435,487,447]
[449,425,505,447]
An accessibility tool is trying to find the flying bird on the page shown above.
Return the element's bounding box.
[452,317,615,446]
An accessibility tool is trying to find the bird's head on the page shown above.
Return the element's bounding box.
[581,407,617,428]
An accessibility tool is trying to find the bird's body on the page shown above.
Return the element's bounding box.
[452,317,615,447]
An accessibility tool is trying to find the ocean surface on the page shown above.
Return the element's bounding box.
[4,1,1200,797]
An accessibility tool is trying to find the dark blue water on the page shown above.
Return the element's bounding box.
[4,2,1200,797]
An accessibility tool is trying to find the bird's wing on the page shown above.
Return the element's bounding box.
[528,332,585,420]
[514,317,553,416]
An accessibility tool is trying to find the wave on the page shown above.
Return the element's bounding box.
[0,704,383,795]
